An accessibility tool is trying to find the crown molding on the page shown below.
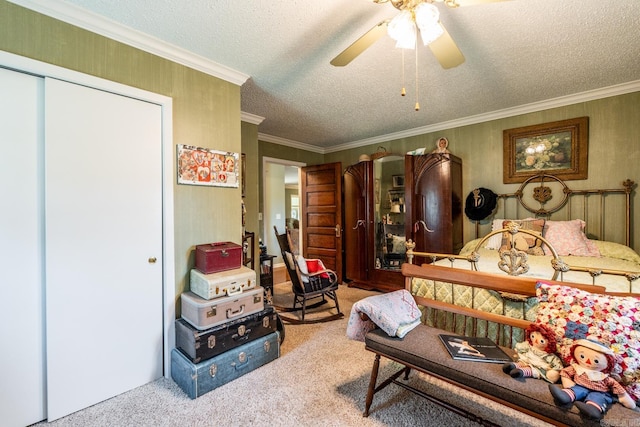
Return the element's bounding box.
[324,79,640,153]
[241,112,265,125]
[12,0,638,152]
[258,133,325,154]
[7,0,250,86]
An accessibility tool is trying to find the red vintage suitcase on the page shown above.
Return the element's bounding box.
[195,241,242,274]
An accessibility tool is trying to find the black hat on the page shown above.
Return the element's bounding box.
[464,188,497,221]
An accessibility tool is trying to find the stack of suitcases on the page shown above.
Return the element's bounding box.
[171,241,282,399]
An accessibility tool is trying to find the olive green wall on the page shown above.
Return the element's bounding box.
[0,1,243,304]
[325,92,640,252]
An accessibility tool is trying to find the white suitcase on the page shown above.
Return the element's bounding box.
[190,266,257,300]
[180,287,265,330]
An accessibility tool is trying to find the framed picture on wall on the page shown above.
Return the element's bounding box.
[392,175,405,188]
[503,117,588,183]
[177,144,239,187]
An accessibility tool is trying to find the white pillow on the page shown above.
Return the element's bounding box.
[484,218,506,250]
[392,235,406,253]
[295,254,310,283]
[296,254,309,275]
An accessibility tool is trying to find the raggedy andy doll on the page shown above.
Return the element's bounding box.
[502,323,563,383]
[548,339,636,419]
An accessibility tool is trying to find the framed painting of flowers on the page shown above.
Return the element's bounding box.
[502,117,588,183]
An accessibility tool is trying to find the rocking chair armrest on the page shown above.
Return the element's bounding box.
[307,268,336,278]
[307,269,338,284]
[304,269,338,291]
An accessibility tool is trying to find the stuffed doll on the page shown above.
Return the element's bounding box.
[502,323,563,383]
[548,339,637,420]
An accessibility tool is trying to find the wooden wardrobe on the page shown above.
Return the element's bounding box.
[343,153,462,292]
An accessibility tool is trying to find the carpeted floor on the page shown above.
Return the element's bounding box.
[32,283,551,427]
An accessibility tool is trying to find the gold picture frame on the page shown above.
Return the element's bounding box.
[503,117,588,183]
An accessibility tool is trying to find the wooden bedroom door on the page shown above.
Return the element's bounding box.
[300,162,343,283]
[44,78,163,421]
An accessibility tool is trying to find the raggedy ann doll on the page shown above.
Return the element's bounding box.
[502,323,563,383]
[548,339,637,419]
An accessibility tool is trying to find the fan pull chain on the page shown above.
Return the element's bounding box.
[401,49,406,96]
[415,45,420,111]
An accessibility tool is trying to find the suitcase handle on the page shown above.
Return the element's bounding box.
[226,305,245,319]
[226,287,243,297]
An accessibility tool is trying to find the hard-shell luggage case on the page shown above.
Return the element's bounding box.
[171,331,280,399]
[180,287,264,330]
[175,305,279,363]
[195,241,242,274]
[190,266,257,300]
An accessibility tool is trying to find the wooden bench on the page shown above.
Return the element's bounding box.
[362,263,639,427]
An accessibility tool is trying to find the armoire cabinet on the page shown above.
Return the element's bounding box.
[343,152,462,291]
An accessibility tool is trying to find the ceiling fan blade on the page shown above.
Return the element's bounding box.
[330,20,388,67]
[428,23,465,69]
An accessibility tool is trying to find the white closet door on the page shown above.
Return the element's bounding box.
[0,69,46,427]
[44,78,163,421]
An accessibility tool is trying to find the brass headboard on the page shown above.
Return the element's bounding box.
[476,174,636,247]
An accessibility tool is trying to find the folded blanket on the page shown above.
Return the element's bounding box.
[346,289,422,342]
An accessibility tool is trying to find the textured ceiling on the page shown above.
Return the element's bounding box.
[32,0,640,150]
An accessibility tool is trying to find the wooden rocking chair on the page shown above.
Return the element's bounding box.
[273,226,343,324]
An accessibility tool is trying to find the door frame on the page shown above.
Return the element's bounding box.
[0,50,176,377]
[262,156,305,264]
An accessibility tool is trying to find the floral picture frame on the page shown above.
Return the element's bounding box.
[502,117,588,183]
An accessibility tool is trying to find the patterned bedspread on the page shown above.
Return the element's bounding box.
[433,239,640,294]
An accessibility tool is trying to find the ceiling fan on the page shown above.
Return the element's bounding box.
[330,0,506,69]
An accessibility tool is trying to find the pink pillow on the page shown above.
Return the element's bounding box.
[542,219,601,257]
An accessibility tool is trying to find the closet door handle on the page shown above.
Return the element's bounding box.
[352,219,365,229]
[414,220,434,233]
[335,224,341,238]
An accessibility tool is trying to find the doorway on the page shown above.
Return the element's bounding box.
[262,157,305,264]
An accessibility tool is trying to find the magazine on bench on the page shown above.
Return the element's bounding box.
[439,334,512,363]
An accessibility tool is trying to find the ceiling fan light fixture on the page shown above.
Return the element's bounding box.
[388,10,417,49]
[388,3,443,49]
[415,3,444,45]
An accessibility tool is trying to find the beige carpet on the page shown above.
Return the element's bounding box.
[32,283,551,427]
